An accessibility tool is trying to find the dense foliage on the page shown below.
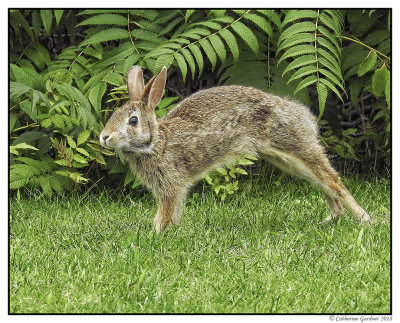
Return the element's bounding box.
[9,9,391,197]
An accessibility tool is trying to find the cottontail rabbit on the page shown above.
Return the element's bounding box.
[100,66,370,233]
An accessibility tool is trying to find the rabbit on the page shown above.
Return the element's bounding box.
[100,65,370,233]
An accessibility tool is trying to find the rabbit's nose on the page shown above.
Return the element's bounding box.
[100,132,112,146]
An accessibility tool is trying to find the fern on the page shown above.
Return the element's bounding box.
[40,10,53,36]
[77,13,128,26]
[144,9,275,79]
[278,9,344,116]
[80,28,130,46]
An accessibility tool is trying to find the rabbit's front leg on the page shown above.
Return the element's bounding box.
[153,192,185,233]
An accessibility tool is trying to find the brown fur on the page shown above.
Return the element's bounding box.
[100,66,370,233]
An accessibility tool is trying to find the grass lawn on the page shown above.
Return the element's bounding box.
[9,171,391,313]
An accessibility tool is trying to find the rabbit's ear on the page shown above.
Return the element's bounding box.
[142,67,167,110]
[127,66,145,101]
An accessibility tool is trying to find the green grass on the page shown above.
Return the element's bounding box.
[9,172,391,313]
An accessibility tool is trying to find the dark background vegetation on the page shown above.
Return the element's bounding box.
[9,9,391,198]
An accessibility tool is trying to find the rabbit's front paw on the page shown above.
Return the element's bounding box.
[153,215,170,234]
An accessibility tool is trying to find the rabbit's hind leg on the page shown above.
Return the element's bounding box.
[320,193,345,224]
[260,147,369,223]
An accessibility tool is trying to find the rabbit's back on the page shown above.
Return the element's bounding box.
[155,85,320,183]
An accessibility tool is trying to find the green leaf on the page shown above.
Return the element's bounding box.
[278,45,316,65]
[317,25,341,52]
[185,9,195,23]
[73,154,89,164]
[278,21,316,46]
[209,34,226,65]
[180,48,196,79]
[88,82,107,115]
[318,68,345,92]
[317,37,340,61]
[319,12,341,37]
[282,55,317,76]
[131,29,164,43]
[154,54,174,74]
[317,82,328,118]
[199,38,217,71]
[219,29,239,63]
[77,13,128,26]
[10,143,38,155]
[282,10,318,26]
[287,65,318,84]
[358,51,378,77]
[319,78,343,102]
[216,167,227,176]
[372,65,390,97]
[77,130,92,146]
[231,21,259,55]
[66,135,77,149]
[174,52,187,81]
[385,76,390,107]
[243,13,273,37]
[12,11,34,41]
[188,44,204,76]
[40,10,53,36]
[54,10,63,27]
[80,28,130,46]
[294,75,319,95]
[278,33,315,54]
[76,147,90,157]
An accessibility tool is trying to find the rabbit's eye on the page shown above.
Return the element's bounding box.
[128,116,138,126]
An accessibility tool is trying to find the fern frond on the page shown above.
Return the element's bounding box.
[282,10,318,26]
[80,28,130,46]
[316,82,328,118]
[159,17,184,36]
[212,16,234,24]
[317,37,340,61]
[40,10,53,36]
[78,9,128,15]
[318,78,343,102]
[319,12,341,37]
[199,38,217,71]
[88,81,107,115]
[282,55,317,76]
[77,13,128,26]
[154,54,174,74]
[209,34,226,64]
[231,21,259,55]
[243,13,273,36]
[190,21,222,30]
[11,10,34,41]
[219,29,239,62]
[287,65,318,83]
[131,29,165,43]
[277,33,315,54]
[174,52,188,80]
[54,9,64,27]
[180,48,196,79]
[93,42,136,69]
[278,45,315,65]
[294,75,319,94]
[318,25,341,52]
[318,68,345,92]
[188,44,204,76]
[278,21,316,47]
